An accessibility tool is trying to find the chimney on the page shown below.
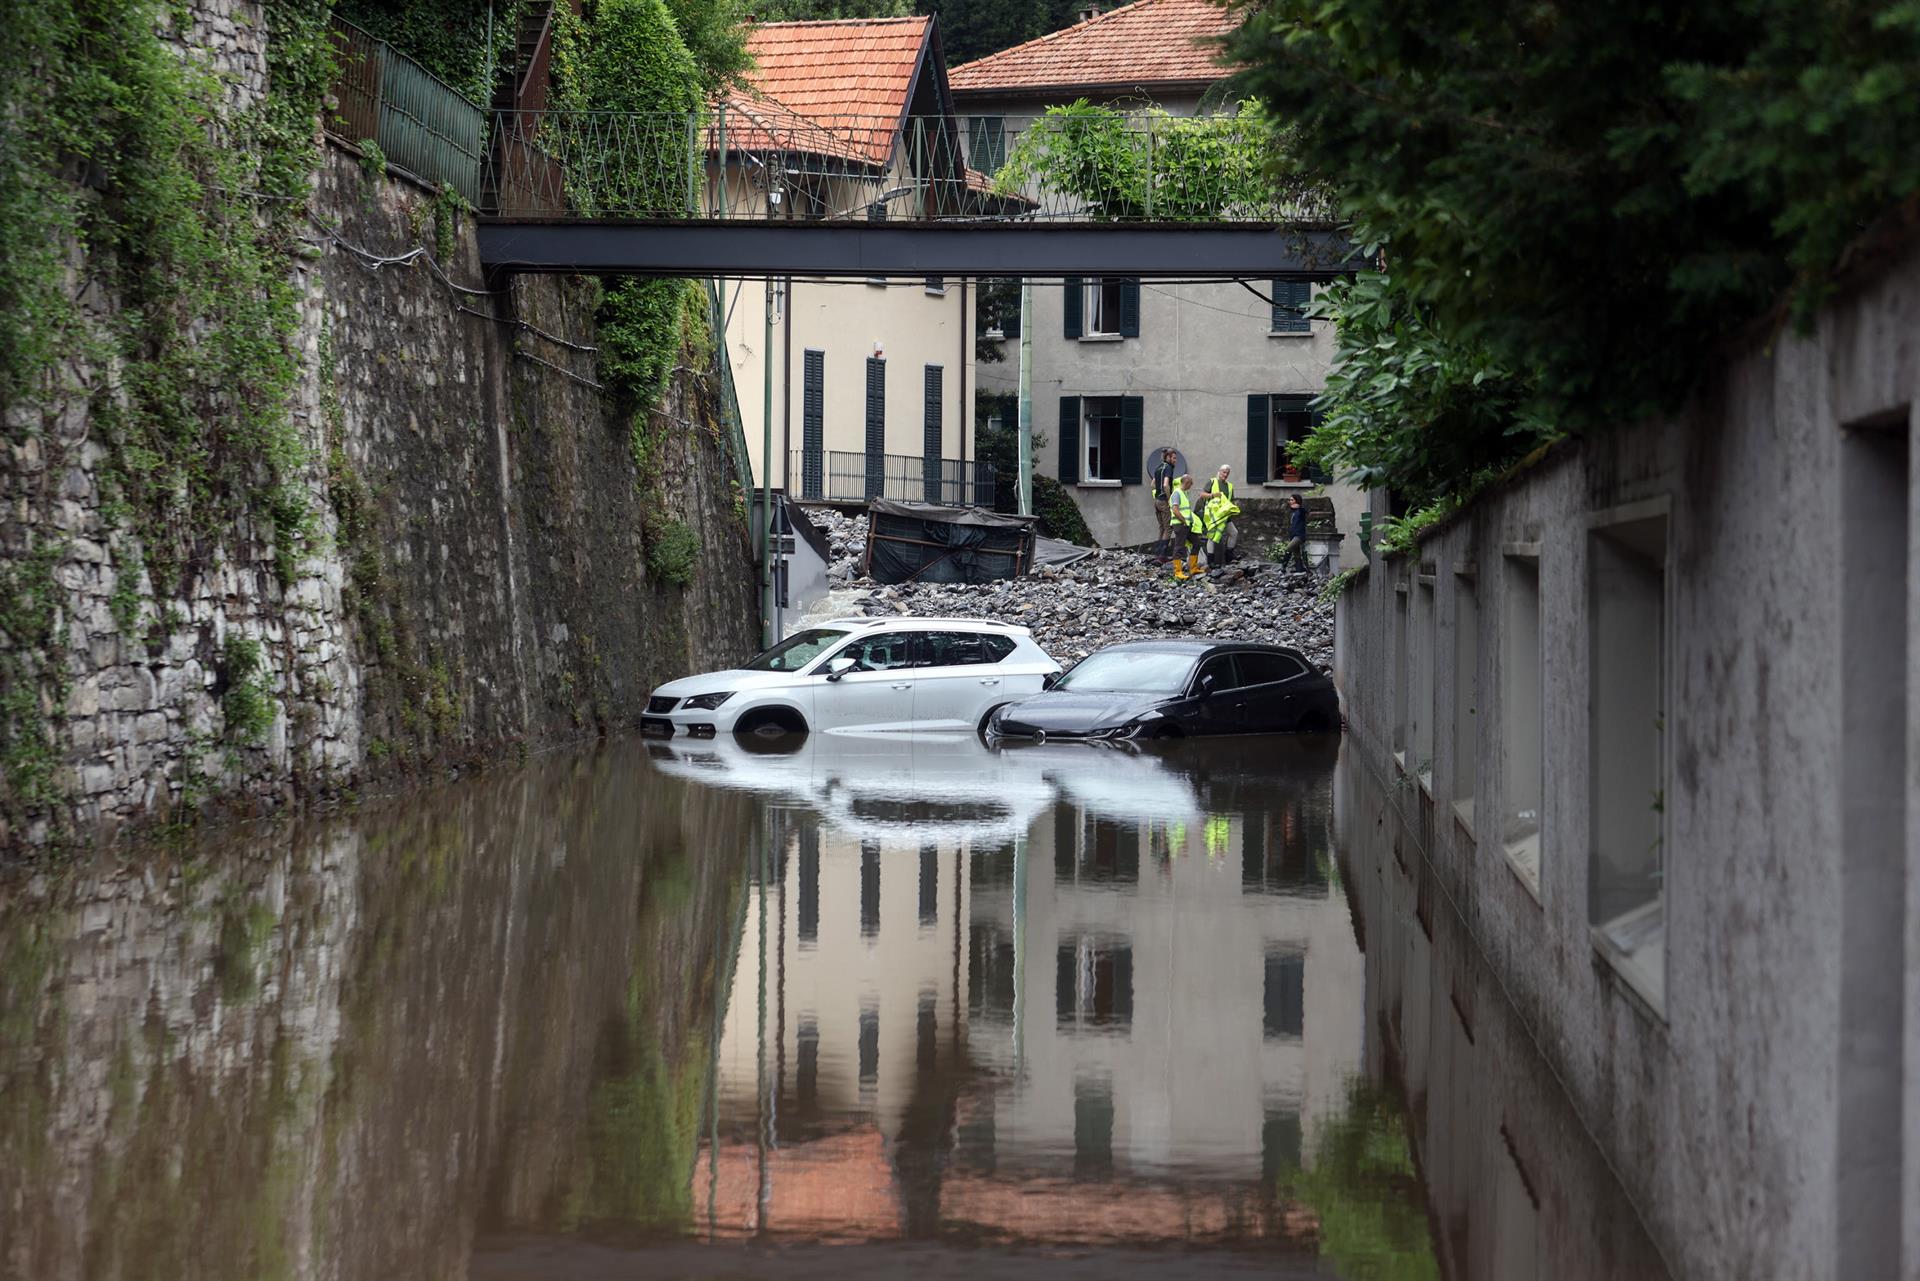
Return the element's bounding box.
[1077,3,1101,20]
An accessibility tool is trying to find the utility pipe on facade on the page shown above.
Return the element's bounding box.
[1017,279,1033,517]
[761,200,778,649]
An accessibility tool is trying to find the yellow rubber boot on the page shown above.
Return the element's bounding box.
[1188,554,1205,577]
[1173,555,1189,581]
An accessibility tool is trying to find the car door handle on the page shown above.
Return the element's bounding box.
[979,677,1000,686]
[890,682,911,690]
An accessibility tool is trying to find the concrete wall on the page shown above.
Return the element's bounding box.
[1331,233,1920,1280]
[0,2,759,851]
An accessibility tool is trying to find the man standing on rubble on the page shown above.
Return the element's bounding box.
[1150,447,1179,562]
[1170,474,1202,580]
[1202,465,1239,562]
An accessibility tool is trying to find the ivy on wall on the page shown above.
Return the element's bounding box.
[0,0,335,829]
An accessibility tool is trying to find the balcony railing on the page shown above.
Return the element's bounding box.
[482,107,1336,224]
[790,450,995,507]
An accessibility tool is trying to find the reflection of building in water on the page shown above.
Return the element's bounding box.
[708,741,1363,1242]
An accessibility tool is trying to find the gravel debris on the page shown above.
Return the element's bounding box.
[801,507,1335,669]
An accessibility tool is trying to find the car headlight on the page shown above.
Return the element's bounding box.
[1134,709,1163,722]
[681,691,734,711]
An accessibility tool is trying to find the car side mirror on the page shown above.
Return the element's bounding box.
[1043,671,1062,690]
[824,656,857,681]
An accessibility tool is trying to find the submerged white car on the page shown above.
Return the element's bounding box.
[642,617,1060,739]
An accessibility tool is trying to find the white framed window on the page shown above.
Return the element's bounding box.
[1082,396,1123,481]
[1587,501,1670,1013]
[1085,278,1125,337]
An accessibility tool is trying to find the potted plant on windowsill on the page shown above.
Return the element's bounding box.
[1281,463,1304,483]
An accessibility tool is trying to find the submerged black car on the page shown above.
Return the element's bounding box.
[985,639,1339,741]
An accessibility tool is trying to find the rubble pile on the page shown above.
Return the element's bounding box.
[802,508,1335,669]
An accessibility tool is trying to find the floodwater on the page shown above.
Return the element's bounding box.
[0,733,1668,1281]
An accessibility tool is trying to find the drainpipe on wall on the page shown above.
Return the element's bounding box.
[958,278,969,503]
[1017,278,1033,517]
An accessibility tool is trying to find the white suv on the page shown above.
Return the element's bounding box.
[642,617,1060,739]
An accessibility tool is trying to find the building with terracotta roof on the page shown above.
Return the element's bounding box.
[953,0,1363,562]
[713,18,986,503]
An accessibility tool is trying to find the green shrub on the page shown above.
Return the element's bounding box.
[1033,474,1094,546]
[646,520,700,587]
[221,635,277,746]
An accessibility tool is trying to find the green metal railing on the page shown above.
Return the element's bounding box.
[327,18,485,204]
[483,107,1336,225]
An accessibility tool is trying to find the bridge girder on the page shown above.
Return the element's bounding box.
[475,220,1356,280]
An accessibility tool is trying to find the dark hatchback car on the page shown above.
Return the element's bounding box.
[985,639,1340,742]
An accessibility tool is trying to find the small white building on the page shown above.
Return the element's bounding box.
[715,18,990,505]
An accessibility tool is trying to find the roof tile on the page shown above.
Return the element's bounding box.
[949,0,1238,96]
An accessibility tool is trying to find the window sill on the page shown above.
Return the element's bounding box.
[1591,901,1666,1021]
[1451,798,1476,841]
[1267,329,1314,339]
[1418,770,1434,798]
[1077,333,1125,343]
[983,329,1005,341]
[925,287,949,297]
[1263,479,1315,489]
[1504,833,1542,904]
[1077,479,1122,489]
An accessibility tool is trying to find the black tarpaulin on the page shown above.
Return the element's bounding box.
[864,498,1039,584]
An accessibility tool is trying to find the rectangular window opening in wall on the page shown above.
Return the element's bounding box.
[1837,411,1910,1278]
[925,275,946,294]
[1393,585,1410,766]
[1413,579,1435,791]
[1452,568,1479,836]
[1056,934,1134,1032]
[1587,506,1670,1013]
[1086,278,1125,337]
[1270,279,1311,334]
[1502,552,1543,898]
[1269,396,1314,480]
[1083,396,1123,482]
[1263,948,1306,1040]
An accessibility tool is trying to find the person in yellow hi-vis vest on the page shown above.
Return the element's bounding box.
[1170,475,1205,581]
[1199,489,1239,571]
[1203,815,1231,863]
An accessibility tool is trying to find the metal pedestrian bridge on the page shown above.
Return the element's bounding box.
[473,108,1353,280]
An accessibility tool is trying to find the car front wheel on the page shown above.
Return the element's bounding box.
[977,703,1009,739]
[734,707,809,739]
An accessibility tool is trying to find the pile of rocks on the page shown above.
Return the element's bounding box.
[797,508,1334,669]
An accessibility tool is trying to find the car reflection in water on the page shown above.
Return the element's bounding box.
[642,730,1370,1260]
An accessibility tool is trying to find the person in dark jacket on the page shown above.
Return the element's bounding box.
[1280,494,1309,574]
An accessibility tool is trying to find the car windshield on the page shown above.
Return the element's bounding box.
[740,627,850,673]
[1054,649,1198,694]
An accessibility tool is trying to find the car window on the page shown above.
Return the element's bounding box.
[920,631,1009,667]
[1236,651,1305,686]
[742,627,850,672]
[1195,654,1242,692]
[1056,650,1196,693]
[833,632,915,671]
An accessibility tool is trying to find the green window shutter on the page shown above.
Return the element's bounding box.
[1120,279,1140,338]
[1058,396,1081,484]
[865,357,886,498]
[1272,280,1310,333]
[1246,394,1270,484]
[923,365,943,502]
[1063,277,1082,339]
[1119,397,1144,485]
[802,349,825,499]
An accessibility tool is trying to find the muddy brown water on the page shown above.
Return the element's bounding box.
[0,734,1665,1280]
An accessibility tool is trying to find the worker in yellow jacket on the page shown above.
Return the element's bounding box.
[1199,488,1239,572]
[1170,475,1205,580]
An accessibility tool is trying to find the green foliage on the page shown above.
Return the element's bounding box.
[1033,474,1093,546]
[914,0,1085,67]
[1223,0,1920,507]
[995,99,1300,220]
[663,0,754,93]
[1318,565,1363,604]
[332,0,523,105]
[603,279,700,423]
[1288,263,1558,510]
[974,278,1019,363]
[0,539,69,818]
[549,0,703,217]
[1279,1077,1438,1281]
[220,636,277,747]
[2,0,334,610]
[646,519,701,586]
[358,138,388,181]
